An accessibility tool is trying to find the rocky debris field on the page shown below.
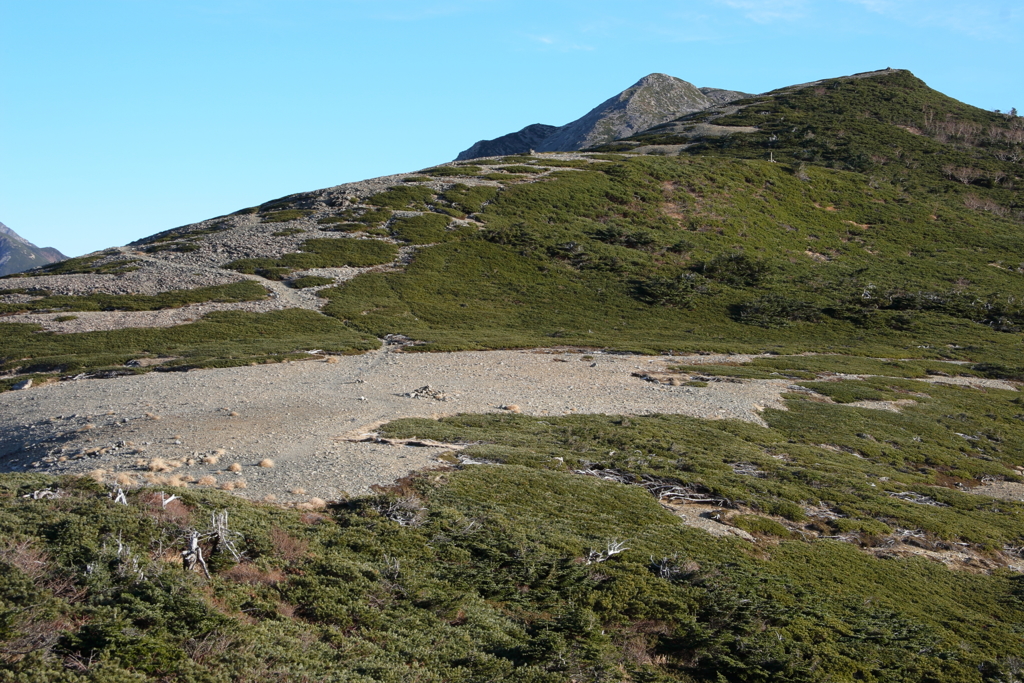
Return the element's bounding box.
[0,349,790,504]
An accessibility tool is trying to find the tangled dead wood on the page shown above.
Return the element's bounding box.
[573,467,735,507]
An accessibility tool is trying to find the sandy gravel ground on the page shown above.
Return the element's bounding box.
[0,349,788,503]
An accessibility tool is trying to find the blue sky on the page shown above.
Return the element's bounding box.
[2,0,1021,256]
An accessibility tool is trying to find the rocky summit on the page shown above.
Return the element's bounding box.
[456,72,750,159]
[1,69,1023,682]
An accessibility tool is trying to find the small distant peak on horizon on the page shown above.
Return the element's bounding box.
[0,221,68,276]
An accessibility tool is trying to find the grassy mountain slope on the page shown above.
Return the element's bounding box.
[3,70,1021,380]
[319,153,1023,365]
[2,70,1024,681]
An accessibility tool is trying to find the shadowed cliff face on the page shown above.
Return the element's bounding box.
[455,73,751,159]
[0,222,67,276]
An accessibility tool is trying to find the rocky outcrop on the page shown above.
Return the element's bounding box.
[455,123,559,161]
[456,74,751,159]
[0,222,67,276]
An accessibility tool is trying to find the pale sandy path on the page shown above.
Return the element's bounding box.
[0,348,787,502]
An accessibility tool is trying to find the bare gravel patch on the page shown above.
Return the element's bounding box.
[0,349,790,503]
[919,375,1019,391]
[969,480,1024,502]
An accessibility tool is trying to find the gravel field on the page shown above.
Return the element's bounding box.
[0,349,788,503]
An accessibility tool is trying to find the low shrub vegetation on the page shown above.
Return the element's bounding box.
[423,165,482,177]
[287,275,334,289]
[2,387,1022,682]
[3,252,139,278]
[316,148,1023,364]
[0,280,268,315]
[0,309,378,379]
[225,238,398,279]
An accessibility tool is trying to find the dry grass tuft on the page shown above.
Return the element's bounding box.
[115,472,135,487]
[290,487,306,495]
[228,463,242,473]
[263,494,278,502]
[325,356,340,364]
[87,469,107,482]
[503,404,522,413]
[228,411,239,417]
[296,497,328,512]
[259,459,275,468]
[198,475,217,486]
[203,454,220,465]
[145,412,161,421]
[148,458,171,472]
[220,482,236,491]
[234,480,247,489]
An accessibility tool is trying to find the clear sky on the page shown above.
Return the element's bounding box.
[2,0,1021,256]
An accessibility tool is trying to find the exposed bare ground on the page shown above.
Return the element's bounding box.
[1,349,790,503]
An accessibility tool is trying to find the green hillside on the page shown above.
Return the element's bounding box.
[317,70,1023,359]
[1,70,1023,681]
[8,72,1020,380]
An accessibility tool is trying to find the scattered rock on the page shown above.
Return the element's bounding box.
[405,385,449,401]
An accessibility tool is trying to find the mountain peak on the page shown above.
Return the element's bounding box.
[455,73,750,159]
[535,73,715,152]
[0,221,68,276]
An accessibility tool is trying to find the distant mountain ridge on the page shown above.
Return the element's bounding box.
[0,222,67,276]
[455,73,750,159]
